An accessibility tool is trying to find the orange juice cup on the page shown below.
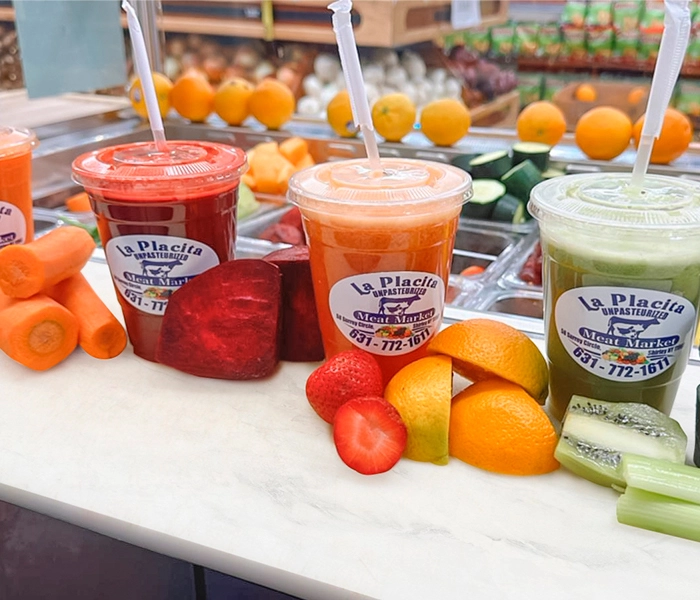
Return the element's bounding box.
[0,126,37,247]
[288,158,472,384]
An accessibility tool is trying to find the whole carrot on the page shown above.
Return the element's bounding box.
[0,226,96,298]
[47,273,127,359]
[0,290,79,371]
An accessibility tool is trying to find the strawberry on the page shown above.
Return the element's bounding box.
[333,396,407,475]
[305,349,384,423]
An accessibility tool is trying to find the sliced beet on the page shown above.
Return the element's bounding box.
[156,259,282,380]
[278,206,304,235]
[263,245,324,362]
[259,223,305,245]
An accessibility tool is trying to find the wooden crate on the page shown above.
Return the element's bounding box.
[159,0,509,47]
[471,90,520,128]
[553,81,649,131]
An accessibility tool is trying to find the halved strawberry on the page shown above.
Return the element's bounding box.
[333,396,407,475]
[306,349,384,423]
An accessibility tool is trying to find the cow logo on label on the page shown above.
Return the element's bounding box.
[0,200,27,248]
[555,286,696,382]
[329,271,445,356]
[105,234,220,315]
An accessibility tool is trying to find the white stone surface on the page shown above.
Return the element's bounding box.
[0,260,699,600]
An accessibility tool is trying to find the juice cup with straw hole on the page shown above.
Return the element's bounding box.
[0,127,37,247]
[289,158,471,384]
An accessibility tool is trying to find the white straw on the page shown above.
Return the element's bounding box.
[122,0,168,153]
[328,0,381,170]
[630,0,691,188]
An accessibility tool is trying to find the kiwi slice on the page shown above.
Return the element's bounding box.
[555,396,687,488]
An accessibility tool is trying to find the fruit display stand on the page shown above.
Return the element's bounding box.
[0,257,698,600]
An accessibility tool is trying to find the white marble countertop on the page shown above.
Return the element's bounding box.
[1,260,699,600]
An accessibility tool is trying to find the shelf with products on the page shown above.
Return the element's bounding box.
[0,1,510,48]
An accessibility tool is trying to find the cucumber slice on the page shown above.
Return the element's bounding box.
[541,167,566,179]
[501,159,544,208]
[450,153,480,174]
[512,142,551,171]
[491,193,526,224]
[554,397,688,488]
[469,150,511,179]
[462,179,505,219]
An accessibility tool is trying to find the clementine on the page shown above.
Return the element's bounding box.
[516,101,567,146]
[427,318,548,402]
[449,379,559,476]
[170,72,215,122]
[575,83,597,102]
[575,106,632,161]
[249,79,296,130]
[632,108,693,164]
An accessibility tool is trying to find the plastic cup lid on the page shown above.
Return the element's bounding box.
[529,173,700,232]
[0,126,37,158]
[72,140,247,197]
[287,158,472,212]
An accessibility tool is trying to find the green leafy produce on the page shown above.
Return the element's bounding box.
[57,217,100,246]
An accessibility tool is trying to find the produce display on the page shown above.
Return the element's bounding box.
[450,141,560,225]
[244,137,315,195]
[0,23,23,90]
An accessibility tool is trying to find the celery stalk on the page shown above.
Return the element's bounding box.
[621,454,700,504]
[617,487,700,543]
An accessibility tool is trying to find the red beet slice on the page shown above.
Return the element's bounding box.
[278,206,304,235]
[156,259,282,380]
[259,223,305,245]
[263,245,324,362]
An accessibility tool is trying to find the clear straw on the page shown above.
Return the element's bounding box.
[122,0,168,153]
[630,0,691,188]
[328,0,381,170]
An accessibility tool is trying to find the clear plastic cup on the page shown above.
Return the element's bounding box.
[529,173,700,421]
[288,158,472,384]
[72,141,247,361]
[0,126,37,247]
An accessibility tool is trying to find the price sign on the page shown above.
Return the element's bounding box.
[451,0,482,30]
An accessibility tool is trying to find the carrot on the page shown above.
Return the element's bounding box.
[0,290,79,371]
[65,192,92,213]
[46,273,127,359]
[0,226,96,298]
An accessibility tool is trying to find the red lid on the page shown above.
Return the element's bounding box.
[72,140,247,199]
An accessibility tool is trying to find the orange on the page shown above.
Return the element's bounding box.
[128,72,173,119]
[632,108,693,164]
[326,90,357,138]
[427,318,548,402]
[249,79,296,130]
[575,83,597,102]
[627,86,647,106]
[516,101,567,146]
[213,77,255,126]
[449,379,559,476]
[575,106,632,160]
[384,355,453,465]
[371,93,416,142]
[170,72,215,122]
[420,98,471,146]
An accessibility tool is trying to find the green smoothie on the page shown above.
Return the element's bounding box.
[530,174,700,421]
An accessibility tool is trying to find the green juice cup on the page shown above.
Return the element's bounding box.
[529,174,700,421]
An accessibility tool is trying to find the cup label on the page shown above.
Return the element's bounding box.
[105,234,220,316]
[555,286,696,382]
[329,271,445,356]
[0,201,26,248]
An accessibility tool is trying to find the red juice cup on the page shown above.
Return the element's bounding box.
[72,141,247,361]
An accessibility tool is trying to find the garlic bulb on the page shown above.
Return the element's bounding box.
[302,74,323,98]
[314,53,341,83]
[297,96,322,116]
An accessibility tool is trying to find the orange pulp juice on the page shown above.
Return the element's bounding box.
[289,158,471,384]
